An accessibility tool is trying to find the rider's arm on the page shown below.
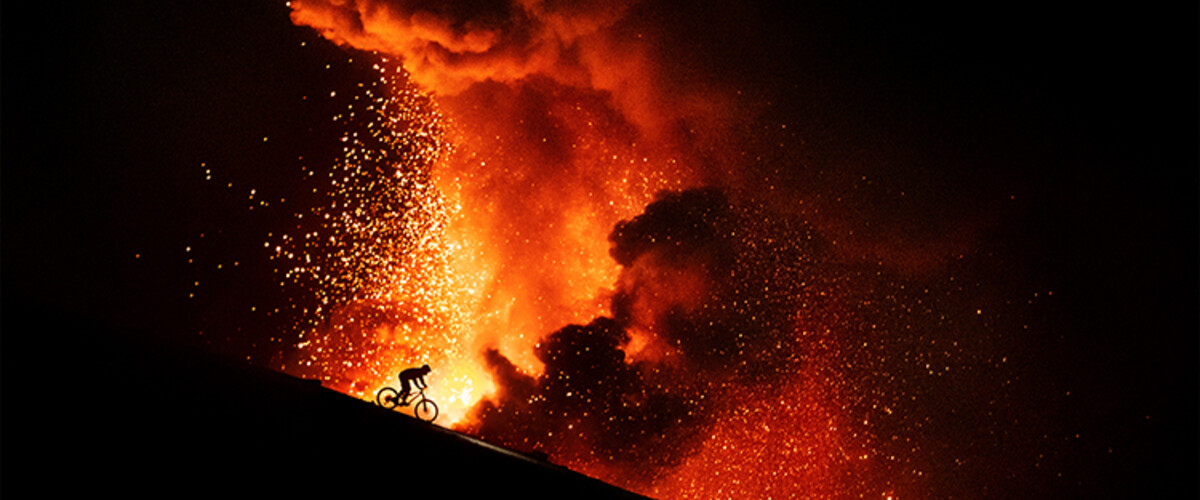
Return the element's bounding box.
[417,376,427,389]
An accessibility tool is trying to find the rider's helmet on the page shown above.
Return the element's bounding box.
[422,363,431,372]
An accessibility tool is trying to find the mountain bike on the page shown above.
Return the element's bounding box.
[376,386,439,423]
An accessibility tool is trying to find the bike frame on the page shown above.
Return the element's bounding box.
[403,388,428,405]
[377,384,439,423]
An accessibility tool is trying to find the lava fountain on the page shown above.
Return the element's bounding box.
[279,0,722,428]
[273,0,927,497]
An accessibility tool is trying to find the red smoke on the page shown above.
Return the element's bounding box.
[288,0,750,375]
[452,188,896,495]
[287,0,919,497]
[289,0,732,146]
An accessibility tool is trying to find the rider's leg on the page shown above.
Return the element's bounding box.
[398,378,412,406]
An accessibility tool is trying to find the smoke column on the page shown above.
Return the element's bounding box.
[281,0,1005,497]
[455,187,882,494]
[286,0,744,382]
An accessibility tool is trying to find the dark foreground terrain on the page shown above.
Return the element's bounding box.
[1,301,646,498]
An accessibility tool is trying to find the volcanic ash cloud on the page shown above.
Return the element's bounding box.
[457,187,835,486]
[288,0,731,145]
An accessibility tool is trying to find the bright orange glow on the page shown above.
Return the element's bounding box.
[634,333,909,499]
[273,58,696,427]
[276,1,915,497]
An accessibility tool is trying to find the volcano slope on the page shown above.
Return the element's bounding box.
[1,300,647,498]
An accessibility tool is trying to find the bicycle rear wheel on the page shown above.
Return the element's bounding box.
[376,387,400,409]
[414,398,439,422]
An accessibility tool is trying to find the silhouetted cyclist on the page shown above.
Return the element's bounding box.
[396,364,431,406]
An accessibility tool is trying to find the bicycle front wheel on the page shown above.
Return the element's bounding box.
[376,387,400,409]
[414,398,439,422]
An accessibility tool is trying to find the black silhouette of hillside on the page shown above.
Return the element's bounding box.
[0,300,649,498]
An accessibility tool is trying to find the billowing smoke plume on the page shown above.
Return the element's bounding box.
[286,1,957,495]
[457,187,838,487]
[289,0,754,373]
[608,188,825,377]
[289,0,730,144]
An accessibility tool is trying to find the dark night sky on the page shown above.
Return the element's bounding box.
[3,1,1197,496]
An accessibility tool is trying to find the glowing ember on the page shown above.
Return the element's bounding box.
[259,0,1014,497]
[267,60,489,423]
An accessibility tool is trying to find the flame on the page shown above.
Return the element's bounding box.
[271,60,477,422]
[269,1,940,497]
[272,55,691,427]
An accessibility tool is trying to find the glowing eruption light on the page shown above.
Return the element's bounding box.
[271,61,494,424]
[273,0,946,497]
[273,56,693,428]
